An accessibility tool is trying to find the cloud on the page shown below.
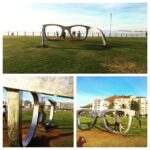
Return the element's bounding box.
[0,2,147,31]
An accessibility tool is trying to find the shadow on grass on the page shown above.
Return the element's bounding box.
[36,42,110,51]
[81,43,109,51]
[49,124,73,130]
[28,132,73,147]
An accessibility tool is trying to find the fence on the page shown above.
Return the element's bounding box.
[3,31,147,38]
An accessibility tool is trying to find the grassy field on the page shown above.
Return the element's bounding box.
[22,111,73,133]
[3,36,147,73]
[3,111,73,147]
[77,116,147,147]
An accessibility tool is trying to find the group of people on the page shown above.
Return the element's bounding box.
[72,31,81,39]
[54,30,82,39]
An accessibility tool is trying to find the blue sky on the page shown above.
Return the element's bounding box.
[77,76,147,107]
[1,1,147,31]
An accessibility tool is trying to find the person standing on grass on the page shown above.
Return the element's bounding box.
[61,30,66,39]
[56,31,59,37]
[114,112,120,132]
[77,31,81,39]
[72,31,76,37]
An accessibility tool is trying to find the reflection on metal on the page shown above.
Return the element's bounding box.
[46,99,56,127]
[42,24,108,48]
[77,108,138,134]
[22,92,40,147]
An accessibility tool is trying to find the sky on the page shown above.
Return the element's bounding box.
[77,76,147,107]
[0,1,147,32]
[3,88,73,105]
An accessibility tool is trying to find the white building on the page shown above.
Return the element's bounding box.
[137,97,147,115]
[92,98,109,111]
[22,100,32,108]
[105,95,147,115]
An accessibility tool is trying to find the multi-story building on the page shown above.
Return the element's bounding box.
[56,102,73,111]
[92,95,147,115]
[137,97,147,115]
[92,98,109,111]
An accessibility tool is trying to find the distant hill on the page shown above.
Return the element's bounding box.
[105,95,130,102]
[80,103,92,108]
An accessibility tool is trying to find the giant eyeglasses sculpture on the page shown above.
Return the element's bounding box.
[77,108,141,134]
[3,76,73,147]
[42,24,108,47]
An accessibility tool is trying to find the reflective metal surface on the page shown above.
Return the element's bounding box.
[45,99,56,127]
[77,108,136,134]
[22,92,40,147]
[77,109,97,130]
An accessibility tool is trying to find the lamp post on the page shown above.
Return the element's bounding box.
[110,13,112,37]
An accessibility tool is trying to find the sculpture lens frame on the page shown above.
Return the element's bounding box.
[42,24,108,47]
[77,108,135,134]
[77,109,97,130]
[102,109,134,134]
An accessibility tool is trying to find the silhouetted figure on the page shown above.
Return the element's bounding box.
[56,31,59,37]
[72,31,76,37]
[77,31,81,39]
[61,30,66,39]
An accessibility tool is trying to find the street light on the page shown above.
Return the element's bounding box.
[110,13,112,37]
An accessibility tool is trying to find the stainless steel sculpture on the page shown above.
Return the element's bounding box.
[78,108,141,134]
[45,99,56,128]
[3,76,73,147]
[42,24,108,47]
[22,92,40,147]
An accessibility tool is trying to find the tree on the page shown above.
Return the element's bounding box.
[108,102,114,109]
[130,100,139,112]
[121,104,127,109]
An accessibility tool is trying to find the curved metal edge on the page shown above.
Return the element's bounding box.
[102,109,134,134]
[77,109,97,130]
[45,99,56,127]
[90,27,108,47]
[22,92,40,147]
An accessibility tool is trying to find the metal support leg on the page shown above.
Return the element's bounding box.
[7,89,22,147]
[42,26,45,48]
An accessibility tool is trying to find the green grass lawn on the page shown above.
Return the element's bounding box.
[3,36,147,73]
[22,110,73,131]
[77,116,147,147]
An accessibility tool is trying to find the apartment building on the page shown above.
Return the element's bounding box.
[92,95,147,115]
